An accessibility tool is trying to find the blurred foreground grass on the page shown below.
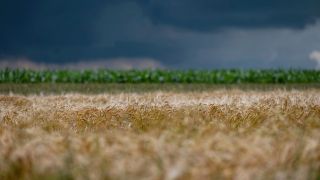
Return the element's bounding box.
[1,90,320,179]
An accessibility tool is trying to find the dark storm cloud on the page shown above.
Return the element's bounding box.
[0,0,184,64]
[140,0,320,31]
[0,0,110,62]
[0,0,320,68]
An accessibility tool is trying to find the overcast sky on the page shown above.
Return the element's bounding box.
[1,0,320,69]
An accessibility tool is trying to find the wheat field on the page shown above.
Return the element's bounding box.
[1,89,320,179]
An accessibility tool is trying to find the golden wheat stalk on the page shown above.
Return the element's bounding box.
[0,90,320,179]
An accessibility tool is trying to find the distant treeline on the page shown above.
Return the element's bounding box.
[0,69,319,84]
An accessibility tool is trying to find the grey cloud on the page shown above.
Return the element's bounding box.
[309,51,320,69]
[140,0,320,31]
[173,21,320,69]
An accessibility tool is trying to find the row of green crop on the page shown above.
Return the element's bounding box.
[0,69,319,84]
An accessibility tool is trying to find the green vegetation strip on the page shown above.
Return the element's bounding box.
[0,69,319,84]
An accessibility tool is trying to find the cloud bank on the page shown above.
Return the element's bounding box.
[0,58,164,70]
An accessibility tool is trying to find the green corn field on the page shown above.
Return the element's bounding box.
[0,69,319,83]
